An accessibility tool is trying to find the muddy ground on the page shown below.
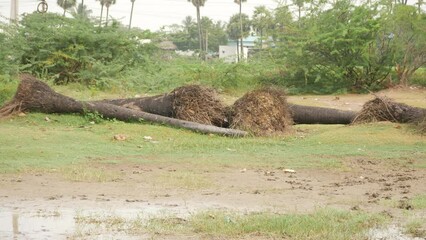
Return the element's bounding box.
[0,87,425,239]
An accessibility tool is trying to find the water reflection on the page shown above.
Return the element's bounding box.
[0,205,189,239]
[0,209,75,239]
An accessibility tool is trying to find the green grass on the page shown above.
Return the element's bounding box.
[0,113,425,173]
[148,208,388,239]
[71,208,388,240]
[405,218,426,238]
[409,194,426,209]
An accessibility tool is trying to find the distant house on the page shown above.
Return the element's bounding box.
[219,45,249,63]
[219,35,271,63]
[157,41,177,51]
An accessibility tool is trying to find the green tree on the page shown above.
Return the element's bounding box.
[252,6,274,49]
[74,2,92,19]
[385,5,426,85]
[273,0,392,92]
[200,17,228,52]
[188,0,207,56]
[227,13,250,60]
[14,13,156,86]
[293,0,305,22]
[57,0,77,16]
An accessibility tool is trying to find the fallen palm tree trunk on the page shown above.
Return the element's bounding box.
[352,97,426,124]
[93,94,174,117]
[97,89,357,127]
[94,85,228,127]
[289,104,357,124]
[0,75,247,137]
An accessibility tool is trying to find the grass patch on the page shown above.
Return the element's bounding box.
[72,208,388,239]
[405,219,426,238]
[409,194,426,209]
[0,114,424,174]
[148,208,388,239]
[60,164,122,182]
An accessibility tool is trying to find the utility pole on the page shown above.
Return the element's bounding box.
[10,0,19,24]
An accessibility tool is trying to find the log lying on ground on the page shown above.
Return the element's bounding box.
[0,75,247,137]
[289,104,357,124]
[352,97,426,124]
[96,89,357,126]
[94,94,174,117]
[94,85,228,127]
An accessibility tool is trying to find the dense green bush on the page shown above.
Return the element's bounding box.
[9,13,156,88]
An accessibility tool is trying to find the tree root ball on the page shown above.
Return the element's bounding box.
[353,97,426,124]
[229,87,293,136]
[171,85,228,127]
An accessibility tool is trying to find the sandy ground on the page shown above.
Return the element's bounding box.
[0,87,425,239]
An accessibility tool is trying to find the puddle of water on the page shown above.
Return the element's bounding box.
[0,205,190,239]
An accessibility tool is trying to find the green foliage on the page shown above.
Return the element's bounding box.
[10,13,156,88]
[83,110,105,124]
[0,23,20,76]
[165,16,228,52]
[0,77,18,106]
[189,209,387,239]
[227,13,251,40]
[270,1,398,93]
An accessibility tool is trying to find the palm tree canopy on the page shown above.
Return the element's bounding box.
[97,0,107,6]
[188,0,206,7]
[105,0,116,8]
[57,0,77,9]
[234,0,247,4]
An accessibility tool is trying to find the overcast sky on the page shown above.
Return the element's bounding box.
[0,0,281,30]
[0,0,422,31]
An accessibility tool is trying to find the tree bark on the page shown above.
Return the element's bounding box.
[92,94,174,117]
[289,104,357,124]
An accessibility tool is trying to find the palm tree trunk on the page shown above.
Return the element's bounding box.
[99,5,104,27]
[129,1,135,29]
[105,6,110,26]
[239,2,244,61]
[63,0,67,16]
[81,0,84,16]
[196,6,203,57]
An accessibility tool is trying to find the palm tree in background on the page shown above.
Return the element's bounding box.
[104,0,117,26]
[234,0,247,61]
[188,0,207,56]
[97,0,106,26]
[75,2,92,19]
[57,0,77,16]
[129,0,136,29]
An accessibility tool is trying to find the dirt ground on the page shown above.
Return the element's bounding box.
[0,87,425,239]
